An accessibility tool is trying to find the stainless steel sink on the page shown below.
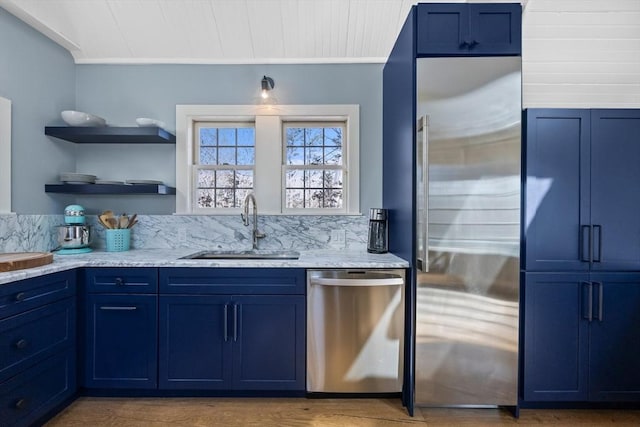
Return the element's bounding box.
[181,250,300,260]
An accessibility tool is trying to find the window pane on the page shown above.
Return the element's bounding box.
[324,127,343,146]
[286,189,304,208]
[197,189,215,208]
[236,170,254,189]
[324,146,342,165]
[307,170,324,188]
[306,147,323,165]
[305,189,323,208]
[216,170,235,188]
[237,147,254,165]
[200,147,217,165]
[306,128,323,146]
[286,147,304,165]
[198,170,215,187]
[218,147,236,165]
[285,170,304,188]
[237,128,255,146]
[324,189,343,208]
[200,128,217,146]
[216,189,234,208]
[235,189,251,207]
[286,128,304,147]
[325,170,343,188]
[218,128,236,146]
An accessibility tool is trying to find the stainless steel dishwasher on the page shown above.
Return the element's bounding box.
[307,269,405,393]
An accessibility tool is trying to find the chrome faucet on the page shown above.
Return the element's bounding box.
[241,192,266,249]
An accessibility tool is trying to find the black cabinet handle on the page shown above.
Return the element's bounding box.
[114,277,124,286]
[15,398,28,410]
[99,306,137,311]
[15,292,26,302]
[233,304,238,342]
[223,304,229,342]
[459,40,469,48]
[469,39,479,47]
[595,282,603,321]
[593,225,602,262]
[582,281,593,321]
[580,225,591,262]
[15,339,28,350]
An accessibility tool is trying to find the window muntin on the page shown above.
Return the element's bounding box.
[193,122,255,210]
[283,123,345,210]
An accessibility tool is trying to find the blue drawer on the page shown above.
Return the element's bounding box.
[84,267,158,293]
[0,350,76,427]
[159,268,305,295]
[0,271,75,319]
[0,298,76,382]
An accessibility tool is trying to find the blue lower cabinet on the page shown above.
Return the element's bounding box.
[159,294,305,392]
[159,295,232,389]
[84,294,158,389]
[524,272,640,402]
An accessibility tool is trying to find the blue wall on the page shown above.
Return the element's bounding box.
[73,63,383,214]
[1,8,384,215]
[0,8,76,214]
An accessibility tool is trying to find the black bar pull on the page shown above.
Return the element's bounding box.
[582,282,593,321]
[223,304,228,342]
[593,225,602,262]
[580,225,590,262]
[596,282,604,321]
[233,304,238,342]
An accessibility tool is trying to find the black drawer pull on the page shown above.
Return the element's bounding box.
[15,339,28,350]
[99,306,137,311]
[114,277,124,286]
[15,398,28,410]
[15,292,26,302]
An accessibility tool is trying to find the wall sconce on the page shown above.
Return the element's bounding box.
[261,76,275,99]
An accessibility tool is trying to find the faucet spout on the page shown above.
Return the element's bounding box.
[241,192,266,249]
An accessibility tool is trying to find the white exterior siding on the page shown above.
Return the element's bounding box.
[522,0,640,108]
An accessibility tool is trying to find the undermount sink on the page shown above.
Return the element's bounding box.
[181,250,300,260]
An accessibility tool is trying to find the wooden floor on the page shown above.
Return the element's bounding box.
[45,397,640,426]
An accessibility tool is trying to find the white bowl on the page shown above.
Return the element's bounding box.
[136,117,166,129]
[61,110,106,127]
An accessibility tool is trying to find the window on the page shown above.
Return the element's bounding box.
[283,123,345,210]
[176,105,359,215]
[194,122,255,209]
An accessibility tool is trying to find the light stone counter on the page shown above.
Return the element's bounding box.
[0,249,409,285]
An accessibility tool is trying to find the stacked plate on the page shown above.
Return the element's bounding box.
[60,173,96,184]
[126,179,163,185]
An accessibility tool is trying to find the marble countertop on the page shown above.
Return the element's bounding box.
[0,248,410,285]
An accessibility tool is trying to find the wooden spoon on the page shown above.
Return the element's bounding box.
[127,214,138,229]
[118,214,129,229]
[99,214,113,229]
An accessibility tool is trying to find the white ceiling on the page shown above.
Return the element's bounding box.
[0,0,425,64]
[1,0,528,65]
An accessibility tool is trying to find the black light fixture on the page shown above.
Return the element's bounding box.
[261,76,275,99]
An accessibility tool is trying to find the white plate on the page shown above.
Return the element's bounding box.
[60,173,96,183]
[63,181,95,185]
[125,179,163,185]
[61,110,106,127]
[136,118,166,128]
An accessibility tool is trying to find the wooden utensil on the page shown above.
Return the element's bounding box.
[118,214,129,229]
[127,214,138,229]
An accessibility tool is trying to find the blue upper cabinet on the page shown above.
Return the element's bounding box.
[524,109,640,272]
[589,110,640,271]
[416,3,521,56]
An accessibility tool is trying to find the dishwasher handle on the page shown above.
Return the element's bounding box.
[311,277,404,287]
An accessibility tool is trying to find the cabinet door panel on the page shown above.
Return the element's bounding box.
[416,4,468,55]
[590,110,640,271]
[589,274,640,400]
[468,4,521,55]
[524,109,591,271]
[523,273,589,401]
[232,295,305,391]
[159,295,232,389]
[85,294,157,389]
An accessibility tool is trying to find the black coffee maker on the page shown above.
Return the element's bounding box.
[367,208,388,253]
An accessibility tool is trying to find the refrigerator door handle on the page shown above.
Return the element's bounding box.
[580,225,591,262]
[581,281,593,321]
[593,225,602,263]
[416,115,430,273]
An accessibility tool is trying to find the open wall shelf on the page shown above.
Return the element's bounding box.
[45,126,176,144]
[45,183,176,195]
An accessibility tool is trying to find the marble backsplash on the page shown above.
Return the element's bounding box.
[0,214,369,252]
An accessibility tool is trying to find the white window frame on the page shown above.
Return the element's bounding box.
[176,105,360,215]
[0,97,11,214]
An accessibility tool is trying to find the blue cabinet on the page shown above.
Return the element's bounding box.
[524,109,640,272]
[81,268,158,390]
[0,271,76,427]
[159,268,306,392]
[416,3,521,56]
[524,273,640,402]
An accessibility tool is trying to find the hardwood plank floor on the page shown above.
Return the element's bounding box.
[45,397,640,426]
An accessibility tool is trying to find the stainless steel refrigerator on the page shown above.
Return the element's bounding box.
[414,57,521,406]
